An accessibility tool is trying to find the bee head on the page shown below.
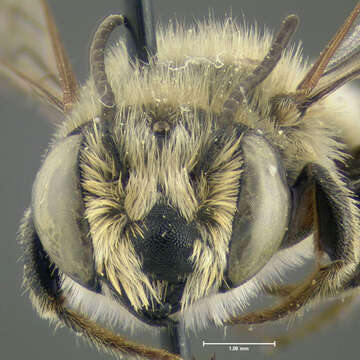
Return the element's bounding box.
[30,11,299,321]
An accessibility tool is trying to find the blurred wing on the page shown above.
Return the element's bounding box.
[296,2,360,107]
[326,12,360,71]
[0,0,78,114]
[311,11,360,102]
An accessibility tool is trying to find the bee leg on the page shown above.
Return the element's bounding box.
[273,295,355,349]
[19,209,181,360]
[263,284,299,297]
[225,163,360,325]
[55,308,182,360]
[225,262,345,324]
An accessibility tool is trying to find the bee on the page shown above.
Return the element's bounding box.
[1,1,360,360]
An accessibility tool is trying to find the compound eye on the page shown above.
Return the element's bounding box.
[31,134,97,290]
[227,133,291,285]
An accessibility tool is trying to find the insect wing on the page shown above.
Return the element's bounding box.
[315,7,360,100]
[325,10,360,72]
[296,3,360,104]
[0,0,64,112]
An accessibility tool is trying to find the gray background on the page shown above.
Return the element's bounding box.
[1,1,359,359]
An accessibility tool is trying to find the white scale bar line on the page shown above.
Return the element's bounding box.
[203,341,276,347]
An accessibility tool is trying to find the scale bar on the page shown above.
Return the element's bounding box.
[203,341,276,347]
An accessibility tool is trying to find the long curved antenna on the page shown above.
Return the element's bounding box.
[89,1,158,122]
[222,15,299,118]
[90,15,124,122]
